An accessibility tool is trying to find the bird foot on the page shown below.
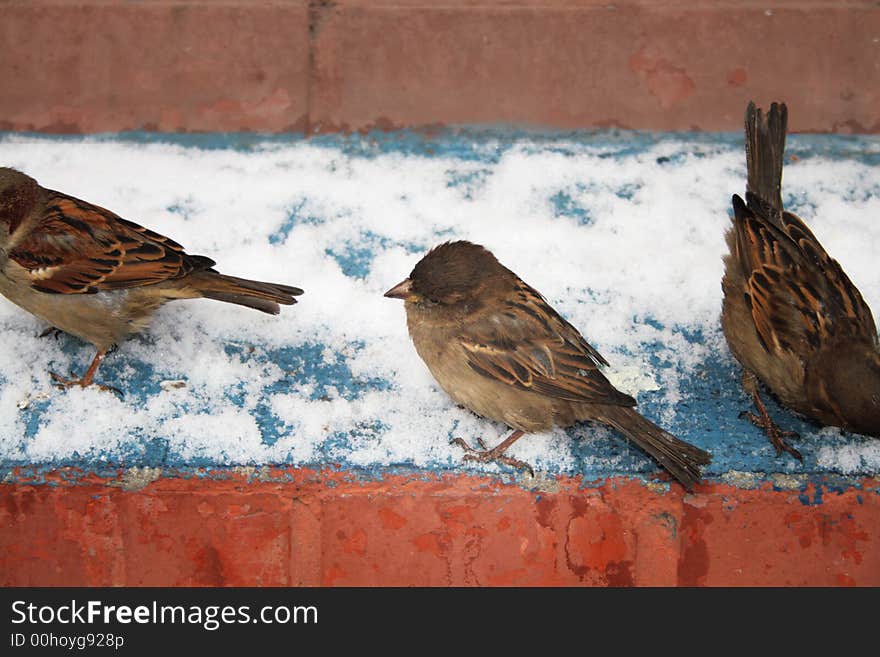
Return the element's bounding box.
[740,410,802,461]
[450,437,535,477]
[49,372,124,399]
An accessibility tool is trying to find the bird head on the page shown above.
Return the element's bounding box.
[0,167,39,246]
[384,240,509,308]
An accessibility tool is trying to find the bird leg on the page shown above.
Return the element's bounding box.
[451,430,534,476]
[740,371,801,460]
[50,348,123,398]
[38,327,63,340]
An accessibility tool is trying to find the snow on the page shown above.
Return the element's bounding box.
[0,130,877,480]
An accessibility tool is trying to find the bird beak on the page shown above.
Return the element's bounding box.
[384,278,413,300]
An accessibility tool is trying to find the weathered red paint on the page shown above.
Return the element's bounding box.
[1,469,877,586]
[2,1,879,134]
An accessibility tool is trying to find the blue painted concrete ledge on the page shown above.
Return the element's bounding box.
[0,128,878,490]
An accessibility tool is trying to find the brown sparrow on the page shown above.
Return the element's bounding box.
[386,240,711,490]
[721,102,880,458]
[0,167,302,391]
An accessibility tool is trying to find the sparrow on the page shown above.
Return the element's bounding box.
[0,167,303,391]
[721,102,880,458]
[385,241,712,490]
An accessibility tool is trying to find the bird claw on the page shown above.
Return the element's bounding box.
[741,409,802,461]
[449,437,472,450]
[49,372,124,399]
[769,432,803,461]
[452,437,535,477]
[465,452,535,477]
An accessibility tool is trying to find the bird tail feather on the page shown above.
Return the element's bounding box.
[745,100,788,215]
[600,406,711,491]
[189,271,303,315]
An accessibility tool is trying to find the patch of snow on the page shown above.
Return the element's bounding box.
[0,133,877,477]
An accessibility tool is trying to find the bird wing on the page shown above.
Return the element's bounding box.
[732,192,877,356]
[8,190,214,294]
[459,279,636,406]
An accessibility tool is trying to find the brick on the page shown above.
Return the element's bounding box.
[679,483,880,586]
[0,1,309,133]
[318,491,570,586]
[118,489,292,586]
[310,1,880,133]
[0,485,124,586]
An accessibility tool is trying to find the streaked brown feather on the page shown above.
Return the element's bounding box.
[8,190,213,295]
[731,193,877,360]
[722,102,880,439]
[460,279,635,407]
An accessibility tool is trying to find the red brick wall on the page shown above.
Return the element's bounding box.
[3,471,878,586]
[2,1,878,134]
